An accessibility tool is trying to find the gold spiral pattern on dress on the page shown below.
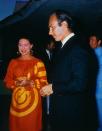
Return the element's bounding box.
[10,87,38,117]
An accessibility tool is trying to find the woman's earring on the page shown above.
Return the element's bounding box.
[17,51,20,55]
[30,49,33,55]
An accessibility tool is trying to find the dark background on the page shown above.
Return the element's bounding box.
[0,0,102,78]
[0,1,102,130]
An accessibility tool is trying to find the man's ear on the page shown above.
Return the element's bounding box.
[61,21,68,28]
[31,44,33,49]
[98,40,101,46]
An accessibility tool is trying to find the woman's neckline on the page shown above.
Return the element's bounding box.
[17,56,36,61]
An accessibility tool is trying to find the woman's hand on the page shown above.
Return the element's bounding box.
[15,79,34,87]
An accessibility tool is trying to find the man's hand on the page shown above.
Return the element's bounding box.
[40,84,53,96]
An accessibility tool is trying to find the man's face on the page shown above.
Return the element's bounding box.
[48,15,64,41]
[89,36,99,48]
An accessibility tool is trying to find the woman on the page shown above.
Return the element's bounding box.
[4,37,48,131]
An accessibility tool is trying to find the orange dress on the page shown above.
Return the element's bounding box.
[4,58,48,131]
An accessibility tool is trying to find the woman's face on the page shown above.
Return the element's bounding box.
[18,38,32,56]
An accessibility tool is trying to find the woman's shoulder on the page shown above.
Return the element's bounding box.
[9,58,18,63]
[7,58,18,68]
[33,56,44,63]
[33,56,45,66]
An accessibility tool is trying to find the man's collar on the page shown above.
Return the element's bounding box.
[61,33,75,47]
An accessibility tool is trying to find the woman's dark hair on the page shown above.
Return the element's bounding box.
[17,36,33,45]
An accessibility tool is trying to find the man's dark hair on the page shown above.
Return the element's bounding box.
[50,9,75,31]
[90,33,102,41]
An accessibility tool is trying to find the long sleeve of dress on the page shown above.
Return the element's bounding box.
[4,59,16,89]
[34,61,48,89]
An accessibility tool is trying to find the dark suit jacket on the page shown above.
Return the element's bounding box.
[49,35,98,130]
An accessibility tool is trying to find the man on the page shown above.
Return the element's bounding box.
[41,38,55,131]
[89,34,102,49]
[40,10,98,131]
[89,34,102,131]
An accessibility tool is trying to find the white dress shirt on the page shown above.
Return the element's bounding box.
[61,33,75,47]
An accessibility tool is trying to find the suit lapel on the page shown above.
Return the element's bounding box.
[61,35,75,49]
